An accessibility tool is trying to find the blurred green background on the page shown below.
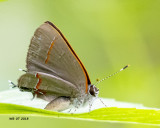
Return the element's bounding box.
[0,0,160,127]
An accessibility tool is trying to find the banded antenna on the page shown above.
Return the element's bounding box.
[95,64,130,86]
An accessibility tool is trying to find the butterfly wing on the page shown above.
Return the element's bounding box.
[27,21,91,94]
[18,72,79,98]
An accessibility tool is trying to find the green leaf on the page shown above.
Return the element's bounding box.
[0,103,160,125]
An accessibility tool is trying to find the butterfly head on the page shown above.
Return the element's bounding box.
[88,85,99,97]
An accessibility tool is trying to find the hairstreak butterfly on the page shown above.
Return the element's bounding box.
[10,21,129,112]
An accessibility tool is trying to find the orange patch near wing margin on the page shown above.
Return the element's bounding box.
[45,21,91,93]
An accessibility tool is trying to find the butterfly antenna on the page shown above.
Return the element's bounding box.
[95,64,130,86]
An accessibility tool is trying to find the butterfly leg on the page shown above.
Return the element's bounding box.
[44,96,71,112]
[71,99,82,114]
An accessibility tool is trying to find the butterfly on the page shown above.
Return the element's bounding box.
[17,21,99,112]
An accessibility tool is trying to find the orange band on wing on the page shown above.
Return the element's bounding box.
[35,73,42,89]
[45,41,54,64]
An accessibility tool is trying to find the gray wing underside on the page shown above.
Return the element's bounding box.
[26,23,87,93]
[18,72,79,98]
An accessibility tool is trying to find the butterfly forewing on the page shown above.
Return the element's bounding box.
[26,22,90,94]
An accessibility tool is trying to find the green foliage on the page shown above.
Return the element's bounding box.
[1,103,160,125]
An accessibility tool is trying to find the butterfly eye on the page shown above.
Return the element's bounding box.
[89,85,99,97]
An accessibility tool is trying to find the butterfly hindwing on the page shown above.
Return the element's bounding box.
[18,72,79,98]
